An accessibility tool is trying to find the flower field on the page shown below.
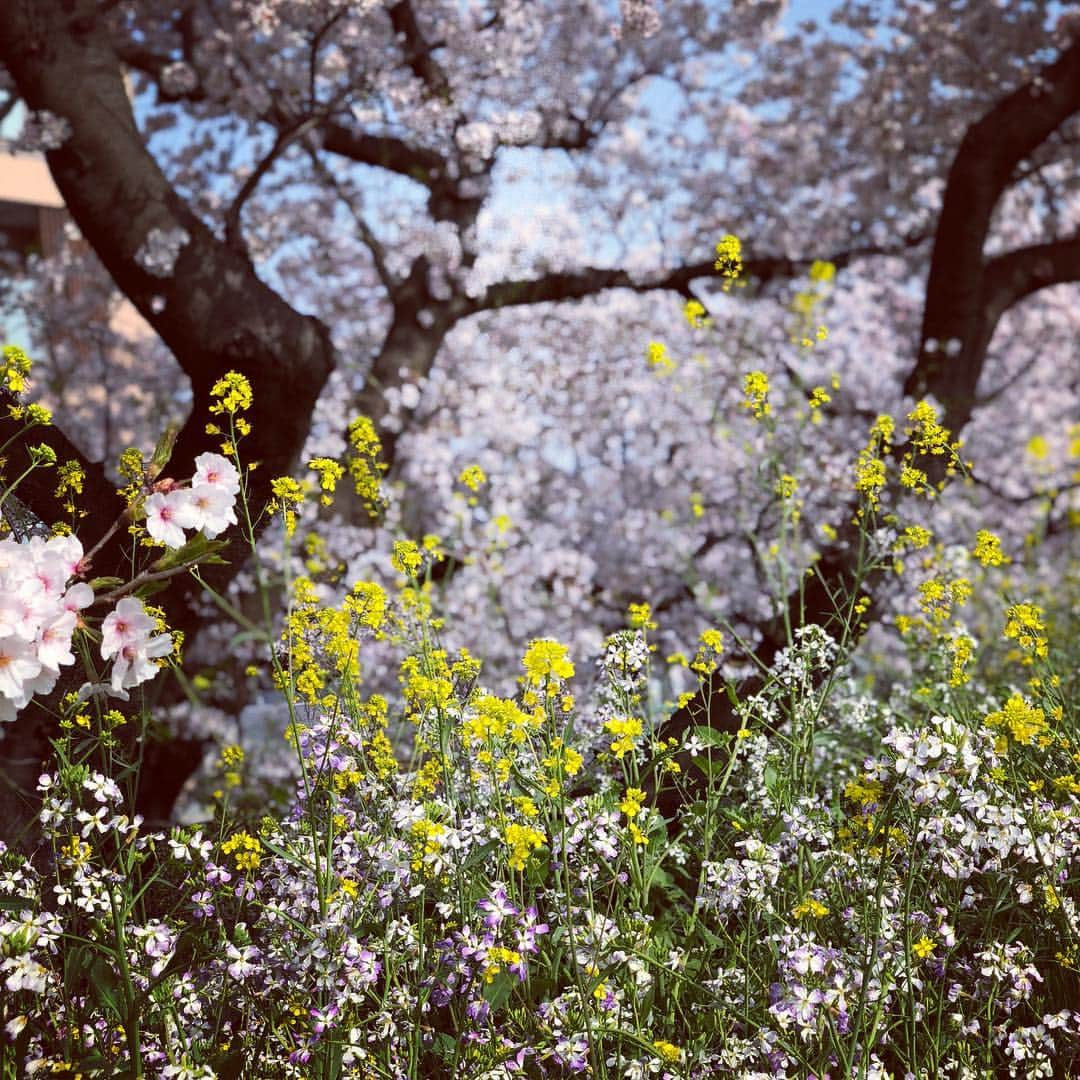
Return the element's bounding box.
[0,349,1077,1079]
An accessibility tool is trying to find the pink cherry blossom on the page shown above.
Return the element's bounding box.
[145,490,199,549]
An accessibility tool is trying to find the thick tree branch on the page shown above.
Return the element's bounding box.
[908,36,1080,433]
[0,0,336,840]
[467,236,928,314]
[982,235,1080,323]
[388,0,452,104]
[657,37,1080,818]
[318,118,446,183]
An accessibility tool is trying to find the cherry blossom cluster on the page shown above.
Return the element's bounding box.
[0,452,239,721]
[0,534,90,724]
[0,532,179,722]
[143,452,240,549]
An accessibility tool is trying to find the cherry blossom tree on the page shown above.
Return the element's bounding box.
[0,0,1077,832]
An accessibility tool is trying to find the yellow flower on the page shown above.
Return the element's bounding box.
[627,602,656,630]
[458,464,487,491]
[521,639,575,685]
[345,415,387,511]
[221,830,261,872]
[741,370,770,419]
[221,744,245,768]
[714,234,743,291]
[391,540,423,577]
[949,635,974,687]
[808,385,831,417]
[683,298,707,328]
[1003,602,1048,661]
[972,530,1007,567]
[1026,434,1049,460]
[653,1040,682,1065]
[906,400,951,457]
[209,371,253,415]
[504,822,546,871]
[2,344,32,394]
[775,473,797,499]
[984,693,1047,746]
[646,341,675,375]
[792,898,830,919]
[619,787,647,818]
[912,935,936,960]
[604,716,642,758]
[308,457,345,506]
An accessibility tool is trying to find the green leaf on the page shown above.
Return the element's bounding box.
[148,424,179,479]
[689,724,732,749]
[690,753,719,779]
[87,576,125,591]
[483,970,515,1012]
[763,763,780,796]
[88,956,126,1021]
[0,895,36,911]
[460,839,499,870]
[149,533,230,573]
[431,1032,458,1062]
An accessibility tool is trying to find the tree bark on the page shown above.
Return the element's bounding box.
[658,34,1080,815]
[0,0,336,846]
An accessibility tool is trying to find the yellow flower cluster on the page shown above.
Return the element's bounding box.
[482,946,523,984]
[691,627,724,674]
[653,1041,682,1065]
[775,473,797,500]
[1004,602,1048,661]
[911,936,936,960]
[646,340,674,375]
[916,577,972,623]
[741,371,770,419]
[504,822,546,871]
[462,694,532,747]
[985,693,1048,747]
[209,371,253,415]
[539,738,583,796]
[391,539,423,577]
[973,530,1007,567]
[627,602,656,630]
[221,744,245,768]
[281,576,362,706]
[269,475,305,537]
[458,464,487,491]
[949,634,974,687]
[2,344,32,394]
[807,385,831,424]
[410,817,447,874]
[792,898,830,919]
[308,457,345,506]
[400,652,454,716]
[683,298,708,328]
[844,775,884,807]
[713,234,743,291]
[854,415,893,511]
[604,716,643,758]
[521,639,575,687]
[905,400,952,457]
[345,580,388,636]
[619,787,646,819]
[899,525,932,551]
[345,416,387,512]
[222,830,261,872]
